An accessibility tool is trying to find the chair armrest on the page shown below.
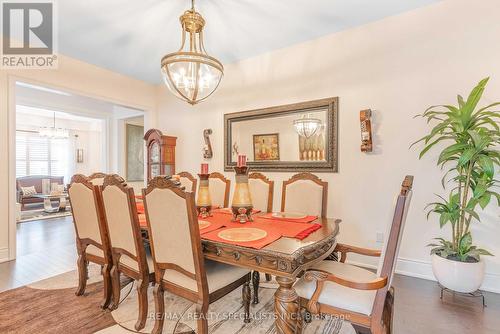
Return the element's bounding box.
[335,243,382,263]
[303,269,388,314]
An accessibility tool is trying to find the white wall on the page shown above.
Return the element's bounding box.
[156,0,500,291]
[0,52,157,262]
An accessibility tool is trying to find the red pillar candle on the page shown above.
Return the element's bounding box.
[237,155,247,167]
[201,163,209,174]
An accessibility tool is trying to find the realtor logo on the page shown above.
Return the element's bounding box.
[1,0,58,68]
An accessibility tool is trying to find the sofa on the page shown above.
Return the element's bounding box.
[16,175,64,210]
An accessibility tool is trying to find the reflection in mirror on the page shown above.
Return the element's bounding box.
[225,97,338,172]
[230,109,328,164]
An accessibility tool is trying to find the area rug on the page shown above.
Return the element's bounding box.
[18,208,72,223]
[0,265,355,334]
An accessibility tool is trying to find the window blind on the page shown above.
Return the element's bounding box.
[16,131,69,180]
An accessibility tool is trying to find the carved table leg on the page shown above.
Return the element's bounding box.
[274,276,302,334]
[252,271,260,304]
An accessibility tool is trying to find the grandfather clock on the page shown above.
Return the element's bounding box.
[144,129,177,181]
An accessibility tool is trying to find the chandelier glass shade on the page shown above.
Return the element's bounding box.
[293,114,323,138]
[161,1,223,105]
[39,112,69,139]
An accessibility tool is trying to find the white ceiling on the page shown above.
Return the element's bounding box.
[59,0,440,84]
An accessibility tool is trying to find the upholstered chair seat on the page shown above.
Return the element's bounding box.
[120,253,156,274]
[85,244,105,258]
[163,259,249,293]
[294,261,377,315]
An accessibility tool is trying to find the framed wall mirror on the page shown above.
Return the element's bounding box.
[224,97,338,172]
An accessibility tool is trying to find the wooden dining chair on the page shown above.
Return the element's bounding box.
[294,175,414,334]
[68,174,112,309]
[142,176,252,334]
[248,172,274,213]
[88,172,107,186]
[178,171,198,194]
[209,172,231,208]
[281,172,328,218]
[99,174,155,331]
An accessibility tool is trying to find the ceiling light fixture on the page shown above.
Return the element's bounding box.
[161,0,223,105]
[293,114,323,138]
[39,112,69,139]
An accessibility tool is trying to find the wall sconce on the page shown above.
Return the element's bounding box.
[76,149,84,163]
[360,109,373,152]
[75,134,84,163]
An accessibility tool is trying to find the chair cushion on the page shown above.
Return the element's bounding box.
[163,260,249,293]
[294,261,377,316]
[86,244,104,258]
[120,252,155,274]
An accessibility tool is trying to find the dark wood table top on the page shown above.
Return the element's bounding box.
[202,217,341,278]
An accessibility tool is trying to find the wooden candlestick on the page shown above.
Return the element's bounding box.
[196,173,212,218]
[231,166,253,223]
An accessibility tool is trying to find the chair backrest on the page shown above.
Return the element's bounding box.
[68,174,109,260]
[100,174,148,275]
[248,172,274,213]
[89,172,107,186]
[209,172,231,208]
[178,171,198,194]
[281,172,328,217]
[372,175,414,317]
[143,177,207,300]
[377,175,414,285]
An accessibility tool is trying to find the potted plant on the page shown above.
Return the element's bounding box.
[413,77,499,293]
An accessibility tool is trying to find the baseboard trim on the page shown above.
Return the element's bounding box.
[0,247,9,263]
[349,257,500,294]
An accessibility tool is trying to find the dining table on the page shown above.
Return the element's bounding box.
[200,211,340,334]
[136,201,340,334]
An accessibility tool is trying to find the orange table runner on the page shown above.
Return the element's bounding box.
[259,213,318,223]
[201,228,282,249]
[200,212,322,249]
[137,210,322,248]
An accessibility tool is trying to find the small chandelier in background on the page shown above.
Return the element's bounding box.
[293,114,322,138]
[161,0,223,105]
[39,112,69,139]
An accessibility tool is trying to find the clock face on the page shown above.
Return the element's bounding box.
[151,142,160,163]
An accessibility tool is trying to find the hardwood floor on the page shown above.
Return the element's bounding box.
[0,216,499,333]
[0,217,76,292]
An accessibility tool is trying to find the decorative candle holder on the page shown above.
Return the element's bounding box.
[196,173,212,218]
[231,166,253,223]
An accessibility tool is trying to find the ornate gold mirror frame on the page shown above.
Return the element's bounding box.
[224,97,338,172]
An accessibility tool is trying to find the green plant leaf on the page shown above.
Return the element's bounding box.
[458,148,476,166]
[478,155,495,178]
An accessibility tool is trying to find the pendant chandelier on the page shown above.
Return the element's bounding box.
[39,112,69,139]
[161,0,223,105]
[293,114,322,138]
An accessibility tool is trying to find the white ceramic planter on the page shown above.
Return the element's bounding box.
[431,253,485,293]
